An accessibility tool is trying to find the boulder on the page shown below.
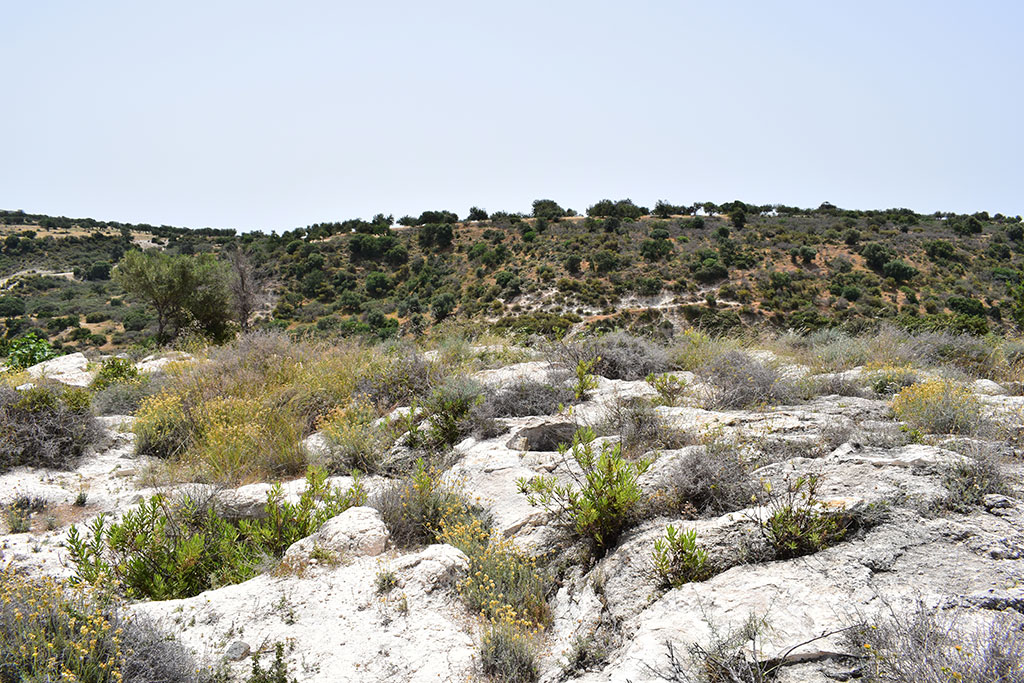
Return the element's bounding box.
[26,352,93,387]
[283,507,388,563]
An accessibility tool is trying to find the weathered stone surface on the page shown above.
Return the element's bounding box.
[283,506,388,563]
[26,352,93,386]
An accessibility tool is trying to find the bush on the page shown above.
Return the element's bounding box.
[865,363,919,396]
[92,374,163,415]
[0,385,102,473]
[646,372,688,406]
[556,332,669,381]
[371,459,479,548]
[661,444,756,516]
[849,602,1024,683]
[517,427,651,555]
[91,356,140,391]
[755,474,851,560]
[891,380,986,435]
[940,447,1008,512]
[697,351,795,409]
[487,378,575,419]
[3,332,57,369]
[439,516,549,626]
[67,468,365,600]
[601,397,688,458]
[317,401,397,474]
[131,332,376,483]
[0,568,206,683]
[421,378,483,448]
[652,525,711,587]
[479,614,539,683]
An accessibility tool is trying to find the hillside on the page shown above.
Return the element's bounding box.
[2,330,1022,682]
[2,201,1024,356]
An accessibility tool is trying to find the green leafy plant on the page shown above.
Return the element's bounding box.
[90,356,140,391]
[3,332,58,370]
[67,467,365,600]
[646,372,688,406]
[572,357,599,400]
[756,474,851,560]
[517,427,651,555]
[652,525,711,587]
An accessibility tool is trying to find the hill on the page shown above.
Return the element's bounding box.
[2,200,1024,356]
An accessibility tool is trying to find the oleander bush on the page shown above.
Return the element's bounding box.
[755,474,852,560]
[518,427,651,556]
[652,525,712,588]
[67,467,365,600]
[891,380,987,435]
[0,384,102,473]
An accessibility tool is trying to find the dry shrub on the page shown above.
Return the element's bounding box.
[697,351,795,409]
[0,569,205,683]
[849,602,1024,683]
[662,443,756,516]
[0,385,102,473]
[601,397,692,458]
[555,331,669,380]
[891,380,987,436]
[131,331,376,484]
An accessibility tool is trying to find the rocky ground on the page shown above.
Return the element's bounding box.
[2,350,1023,682]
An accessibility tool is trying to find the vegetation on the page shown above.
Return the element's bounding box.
[652,525,712,587]
[0,568,206,683]
[755,474,852,560]
[517,427,651,555]
[67,467,366,600]
[0,384,101,473]
[891,379,986,435]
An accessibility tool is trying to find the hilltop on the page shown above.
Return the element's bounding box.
[2,200,1024,356]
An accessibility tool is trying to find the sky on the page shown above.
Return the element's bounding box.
[2,1,1022,232]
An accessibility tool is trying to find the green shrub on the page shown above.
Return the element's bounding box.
[422,378,483,448]
[67,468,365,600]
[244,642,296,683]
[0,385,101,473]
[891,380,986,435]
[518,427,651,555]
[91,356,140,391]
[756,474,851,560]
[3,332,58,369]
[652,525,711,588]
[646,372,688,406]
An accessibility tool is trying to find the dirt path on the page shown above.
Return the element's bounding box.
[0,268,75,291]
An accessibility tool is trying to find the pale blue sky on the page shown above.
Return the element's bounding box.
[2,1,1021,231]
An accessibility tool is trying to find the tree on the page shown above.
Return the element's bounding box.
[113,250,231,343]
[466,206,489,221]
[228,247,265,331]
[730,209,747,229]
[431,292,456,321]
[532,199,567,221]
